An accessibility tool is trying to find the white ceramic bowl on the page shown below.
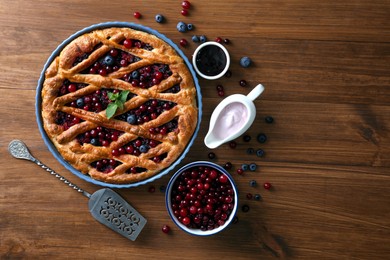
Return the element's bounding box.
[165,161,238,236]
[192,42,230,80]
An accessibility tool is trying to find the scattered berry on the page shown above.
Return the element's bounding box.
[249,163,257,171]
[223,38,230,44]
[199,35,207,43]
[236,168,244,175]
[224,70,232,78]
[160,185,166,192]
[148,186,156,193]
[243,134,251,142]
[246,148,255,155]
[179,38,188,47]
[265,116,274,124]
[241,164,249,171]
[256,149,265,157]
[187,23,194,31]
[155,14,164,23]
[229,141,237,149]
[181,9,189,16]
[242,204,250,212]
[177,21,187,32]
[162,224,170,233]
[240,56,252,68]
[263,182,272,190]
[224,162,232,170]
[257,133,267,143]
[249,180,257,187]
[182,1,191,9]
[254,194,262,200]
[208,152,216,159]
[191,35,199,42]
[133,11,142,19]
[215,37,223,43]
[239,80,247,87]
[246,193,253,199]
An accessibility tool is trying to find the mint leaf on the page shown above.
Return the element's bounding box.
[115,100,124,110]
[120,90,130,103]
[106,103,118,119]
[108,92,119,101]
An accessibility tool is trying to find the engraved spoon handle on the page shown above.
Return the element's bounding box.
[8,140,91,198]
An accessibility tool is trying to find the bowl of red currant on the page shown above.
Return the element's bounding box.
[165,161,238,236]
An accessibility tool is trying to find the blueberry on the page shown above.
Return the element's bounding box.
[159,185,166,193]
[199,35,207,43]
[242,204,250,212]
[257,133,267,143]
[76,98,84,107]
[131,70,140,79]
[126,114,136,124]
[254,194,262,200]
[243,134,251,142]
[155,14,164,23]
[246,148,255,155]
[249,180,257,187]
[241,164,249,171]
[139,145,149,153]
[187,23,194,31]
[176,21,187,32]
[240,56,252,68]
[90,138,99,146]
[191,35,199,42]
[256,149,265,157]
[103,55,115,66]
[249,163,257,171]
[265,116,274,124]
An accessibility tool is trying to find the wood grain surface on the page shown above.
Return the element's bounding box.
[1,0,389,259]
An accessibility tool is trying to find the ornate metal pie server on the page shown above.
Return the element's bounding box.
[8,139,147,241]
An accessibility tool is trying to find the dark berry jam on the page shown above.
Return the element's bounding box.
[195,45,227,76]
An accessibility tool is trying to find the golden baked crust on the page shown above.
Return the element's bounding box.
[41,27,198,184]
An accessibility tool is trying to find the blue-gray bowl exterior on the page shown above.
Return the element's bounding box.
[36,22,202,188]
[165,161,238,236]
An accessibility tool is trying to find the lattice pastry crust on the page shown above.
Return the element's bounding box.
[41,27,198,184]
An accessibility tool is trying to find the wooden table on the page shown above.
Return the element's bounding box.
[1,0,389,259]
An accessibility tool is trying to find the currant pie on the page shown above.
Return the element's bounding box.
[40,26,198,184]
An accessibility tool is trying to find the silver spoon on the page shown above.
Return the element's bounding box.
[8,139,147,241]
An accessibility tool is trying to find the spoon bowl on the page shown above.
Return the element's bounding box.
[204,84,264,149]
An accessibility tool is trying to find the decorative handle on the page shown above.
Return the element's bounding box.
[246,84,265,101]
[8,140,91,198]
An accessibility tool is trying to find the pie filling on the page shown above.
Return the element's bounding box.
[41,27,198,184]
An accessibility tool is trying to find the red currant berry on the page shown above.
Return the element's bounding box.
[229,141,237,149]
[218,90,225,97]
[148,186,156,193]
[246,193,253,199]
[123,39,133,49]
[182,217,191,225]
[236,168,244,175]
[219,174,228,183]
[68,84,77,93]
[215,37,223,43]
[223,38,230,44]
[182,0,191,9]
[162,225,170,234]
[179,38,188,47]
[181,9,189,16]
[239,80,247,87]
[263,182,272,190]
[133,11,141,19]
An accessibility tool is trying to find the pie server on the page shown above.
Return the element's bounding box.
[8,139,147,241]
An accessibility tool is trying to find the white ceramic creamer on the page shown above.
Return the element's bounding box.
[204,84,265,149]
